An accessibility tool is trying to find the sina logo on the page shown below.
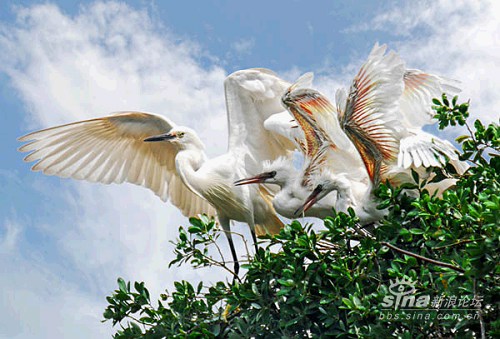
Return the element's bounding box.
[381,277,430,309]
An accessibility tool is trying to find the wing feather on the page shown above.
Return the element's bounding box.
[400,69,461,129]
[338,43,405,184]
[397,130,467,174]
[225,69,297,173]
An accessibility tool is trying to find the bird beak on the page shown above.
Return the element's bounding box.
[294,185,323,216]
[144,133,175,142]
[234,172,274,186]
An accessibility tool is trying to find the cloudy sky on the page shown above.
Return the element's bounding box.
[0,1,498,337]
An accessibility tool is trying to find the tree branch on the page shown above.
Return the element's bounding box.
[380,242,465,273]
[199,252,242,282]
[432,238,477,250]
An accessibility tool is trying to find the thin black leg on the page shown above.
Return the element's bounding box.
[251,228,259,254]
[225,231,240,277]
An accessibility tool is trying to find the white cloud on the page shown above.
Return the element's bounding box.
[0,219,22,253]
[2,2,228,154]
[0,248,114,338]
[231,38,255,56]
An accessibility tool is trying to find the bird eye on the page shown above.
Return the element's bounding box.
[269,171,277,177]
[178,132,185,138]
[317,184,323,190]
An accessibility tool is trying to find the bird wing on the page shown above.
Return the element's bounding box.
[18,111,216,217]
[281,86,349,186]
[397,129,468,174]
[224,68,298,173]
[281,89,332,159]
[400,69,461,129]
[337,43,404,184]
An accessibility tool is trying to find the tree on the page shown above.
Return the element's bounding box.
[103,97,499,338]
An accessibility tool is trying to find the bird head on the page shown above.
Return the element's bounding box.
[234,157,294,187]
[144,127,204,150]
[294,183,327,216]
[294,172,350,216]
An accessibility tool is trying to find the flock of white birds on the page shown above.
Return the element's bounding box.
[18,44,468,273]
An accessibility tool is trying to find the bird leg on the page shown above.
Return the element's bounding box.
[250,228,259,254]
[219,217,240,280]
[225,233,240,278]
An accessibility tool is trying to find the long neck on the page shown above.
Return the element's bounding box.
[175,149,207,197]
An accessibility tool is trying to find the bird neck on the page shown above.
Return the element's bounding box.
[175,149,207,196]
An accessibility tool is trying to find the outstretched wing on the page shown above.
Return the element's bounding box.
[392,68,463,172]
[400,69,461,129]
[338,43,404,184]
[224,69,298,173]
[18,111,215,217]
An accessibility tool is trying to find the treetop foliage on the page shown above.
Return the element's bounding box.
[104,96,499,338]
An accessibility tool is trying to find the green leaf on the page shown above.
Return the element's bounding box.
[189,217,203,228]
[188,225,202,233]
[455,135,470,143]
[411,168,419,184]
[277,279,295,287]
[103,309,114,319]
[250,303,262,309]
[342,297,354,309]
[117,278,127,293]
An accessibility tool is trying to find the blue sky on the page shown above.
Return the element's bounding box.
[0,1,498,338]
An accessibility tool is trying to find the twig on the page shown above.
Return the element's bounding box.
[316,240,339,251]
[464,121,477,143]
[197,251,242,282]
[380,242,465,273]
[128,315,149,331]
[212,238,227,265]
[352,222,375,239]
[316,243,339,254]
[224,260,251,264]
[432,239,477,250]
[230,230,251,259]
[373,256,383,287]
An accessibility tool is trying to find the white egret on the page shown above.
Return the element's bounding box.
[18,68,300,275]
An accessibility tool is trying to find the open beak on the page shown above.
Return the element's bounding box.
[144,132,176,142]
[234,172,274,186]
[294,185,323,216]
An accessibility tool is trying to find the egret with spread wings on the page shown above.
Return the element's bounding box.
[18,68,298,275]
